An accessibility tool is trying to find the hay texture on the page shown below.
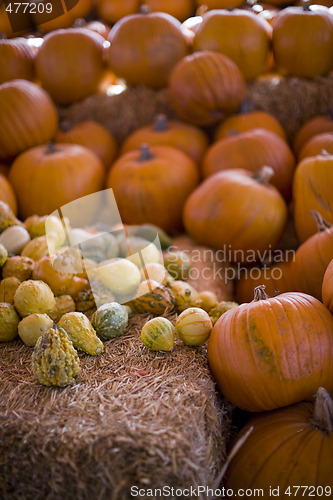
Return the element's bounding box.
[0,237,233,500]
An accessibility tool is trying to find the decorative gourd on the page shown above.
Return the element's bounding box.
[24,214,66,246]
[193,9,272,81]
[140,262,170,285]
[97,0,140,25]
[49,295,75,323]
[18,313,53,347]
[299,132,333,161]
[184,167,287,264]
[58,311,104,355]
[169,50,246,126]
[21,235,51,262]
[0,225,30,254]
[129,223,172,250]
[91,302,129,340]
[0,302,19,341]
[32,326,81,387]
[54,120,118,170]
[143,0,194,21]
[198,290,218,313]
[32,256,75,297]
[176,307,212,346]
[209,300,238,325]
[322,259,333,314]
[0,243,7,267]
[121,114,209,165]
[96,258,141,301]
[128,280,175,314]
[107,144,199,234]
[14,279,56,318]
[75,288,97,316]
[225,388,333,493]
[0,79,58,161]
[208,286,333,412]
[0,201,22,233]
[88,276,116,306]
[121,237,161,269]
[107,8,189,88]
[9,142,105,220]
[168,280,201,312]
[293,112,333,156]
[0,36,35,84]
[163,250,192,281]
[2,256,34,282]
[272,4,333,78]
[32,0,93,32]
[141,316,175,351]
[0,173,17,214]
[0,277,21,304]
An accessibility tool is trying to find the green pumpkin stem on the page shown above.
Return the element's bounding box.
[253,285,269,301]
[139,144,154,162]
[154,114,169,132]
[310,387,333,434]
[310,210,331,232]
[252,166,274,185]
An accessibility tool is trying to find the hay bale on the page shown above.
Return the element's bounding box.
[0,237,234,500]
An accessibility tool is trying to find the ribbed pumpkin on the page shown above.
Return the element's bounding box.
[184,167,287,264]
[299,132,333,161]
[202,129,295,200]
[9,142,105,220]
[272,4,333,78]
[0,79,58,161]
[143,0,195,21]
[128,279,175,314]
[293,152,333,243]
[0,36,35,84]
[193,9,272,81]
[322,259,333,314]
[208,287,333,412]
[225,388,333,493]
[0,173,17,214]
[35,28,105,105]
[293,112,333,157]
[121,114,209,165]
[54,120,118,170]
[31,0,93,32]
[107,144,199,234]
[91,302,129,340]
[97,0,140,25]
[169,50,246,126]
[107,8,189,88]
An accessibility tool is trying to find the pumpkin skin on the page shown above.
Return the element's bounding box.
[169,50,246,126]
[322,259,333,314]
[193,9,272,81]
[208,288,333,412]
[299,132,333,161]
[272,5,333,79]
[0,79,58,161]
[35,29,105,105]
[195,0,243,8]
[143,0,195,22]
[0,173,17,215]
[183,168,287,264]
[31,0,93,32]
[202,129,295,200]
[107,144,199,234]
[293,113,333,157]
[107,10,189,88]
[97,0,140,25]
[0,37,35,84]
[9,142,105,220]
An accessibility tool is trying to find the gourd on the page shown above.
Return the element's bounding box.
[209,301,238,325]
[0,225,30,254]
[91,302,129,340]
[49,295,75,323]
[141,317,175,351]
[2,256,34,281]
[0,243,8,266]
[32,256,75,296]
[0,302,19,341]
[163,250,192,281]
[176,307,212,346]
[198,291,218,313]
[0,277,21,304]
[21,235,51,262]
[97,258,141,301]
[18,313,53,347]
[58,312,104,356]
[24,214,66,246]
[32,326,81,387]
[0,201,22,233]
[74,288,97,317]
[14,280,56,318]
[140,262,170,286]
[168,280,201,312]
[128,280,175,314]
[119,236,161,269]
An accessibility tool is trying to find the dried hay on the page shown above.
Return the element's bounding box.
[0,237,234,500]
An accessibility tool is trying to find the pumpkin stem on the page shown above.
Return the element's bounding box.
[310,387,333,434]
[310,210,331,232]
[321,149,330,157]
[252,166,274,185]
[45,142,60,155]
[0,33,7,40]
[139,144,153,162]
[153,114,169,132]
[139,4,151,14]
[59,120,74,132]
[240,99,251,114]
[73,18,86,28]
[302,0,311,10]
[253,285,269,301]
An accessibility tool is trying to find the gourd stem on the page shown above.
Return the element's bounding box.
[45,142,60,155]
[139,4,151,14]
[154,114,168,132]
[310,387,333,433]
[253,285,269,301]
[252,166,274,185]
[139,144,153,162]
[59,120,74,132]
[310,210,331,232]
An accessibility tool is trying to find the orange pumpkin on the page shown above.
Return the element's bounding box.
[293,112,333,157]
[106,8,189,88]
[79,20,111,39]
[208,287,333,412]
[0,79,58,161]
[121,114,209,165]
[0,174,17,215]
[9,142,105,220]
[299,132,333,161]
[143,0,195,21]
[0,36,35,84]
[183,167,287,263]
[54,120,118,170]
[31,0,93,32]
[106,143,199,234]
[195,0,243,8]
[97,0,140,25]
[193,9,272,81]
[322,258,333,314]
[202,129,295,200]
[169,50,246,126]
[35,28,105,105]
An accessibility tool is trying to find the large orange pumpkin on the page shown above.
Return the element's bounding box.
[106,144,199,234]
[322,258,333,314]
[9,142,105,220]
[183,167,287,263]
[31,0,93,32]
[35,28,105,105]
[106,9,189,88]
[193,9,272,81]
[293,112,333,157]
[169,50,246,126]
[299,132,333,161]
[0,79,58,161]
[208,287,333,412]
[0,36,35,84]
[97,0,140,25]
[0,173,17,215]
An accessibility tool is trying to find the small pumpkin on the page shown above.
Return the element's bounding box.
[14,279,56,318]
[0,302,19,341]
[58,311,104,356]
[141,316,175,351]
[299,132,333,161]
[0,225,30,254]
[168,280,201,312]
[128,279,175,314]
[97,0,140,25]
[18,313,53,347]
[0,173,17,214]
[322,258,333,314]
[293,112,333,157]
[2,256,34,282]
[91,302,129,340]
[143,0,194,21]
[0,277,21,304]
[0,36,35,84]
[32,0,93,32]
[32,256,75,297]
[176,307,212,346]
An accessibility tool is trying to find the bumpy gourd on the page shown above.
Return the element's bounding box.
[32,326,80,387]
[128,279,175,314]
[18,313,53,346]
[89,276,116,306]
[0,201,22,233]
[168,280,201,312]
[0,302,20,341]
[176,307,212,346]
[91,302,129,340]
[141,316,175,351]
[0,277,21,304]
[2,255,34,281]
[75,288,97,317]
[209,300,238,325]
[14,279,56,318]
[49,295,75,322]
[58,311,104,355]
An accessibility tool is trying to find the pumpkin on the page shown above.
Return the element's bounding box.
[195,0,243,8]
[299,132,333,161]
[107,144,199,234]
[35,28,105,105]
[0,36,35,84]
[141,316,175,351]
[322,258,333,314]
[31,0,93,32]
[272,4,333,78]
[9,142,105,221]
[54,120,118,170]
[225,388,333,493]
[143,0,195,22]
[58,311,103,355]
[193,9,272,81]
[128,279,175,314]
[0,225,30,254]
[293,112,333,157]
[0,164,10,177]
[97,0,140,25]
[169,50,246,126]
[2,256,34,282]
[0,302,19,341]
[14,279,56,318]
[91,302,129,340]
[0,173,17,215]
[208,286,333,412]
[0,277,21,305]
[293,152,333,243]
[106,8,189,88]
[78,20,111,40]
[121,114,209,165]
[18,313,53,347]
[168,280,201,312]
[0,79,58,161]
[176,307,212,346]
[183,167,288,264]
[202,129,295,200]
